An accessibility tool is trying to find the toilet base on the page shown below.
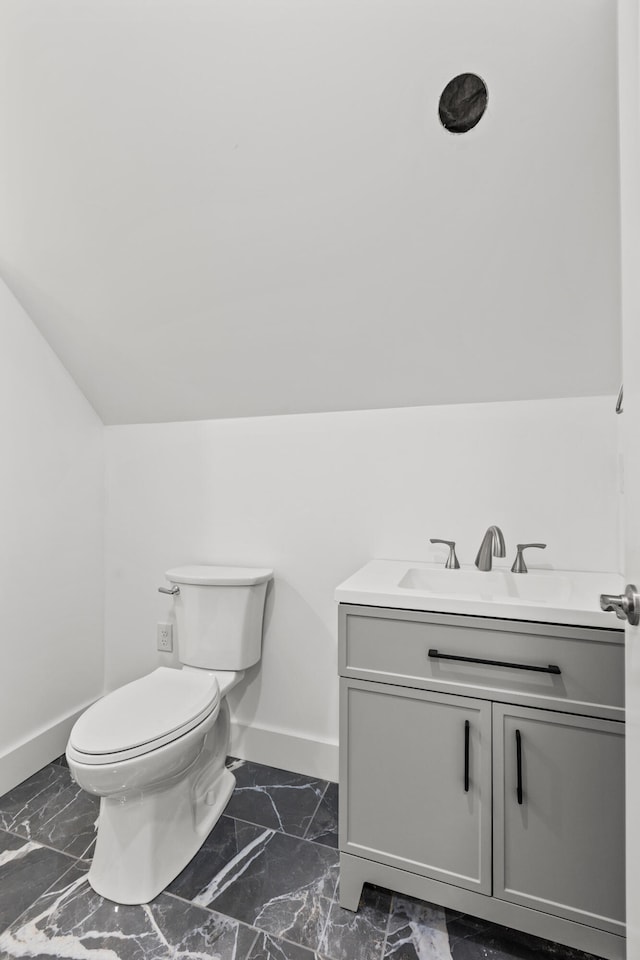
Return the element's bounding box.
[87,705,234,904]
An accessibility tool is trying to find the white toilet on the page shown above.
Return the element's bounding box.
[66,564,272,905]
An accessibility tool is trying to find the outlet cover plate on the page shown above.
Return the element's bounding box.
[157,622,173,652]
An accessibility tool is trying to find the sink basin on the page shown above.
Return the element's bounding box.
[335,559,624,629]
[398,567,573,605]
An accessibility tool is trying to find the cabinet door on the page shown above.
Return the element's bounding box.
[493,703,625,935]
[340,678,492,893]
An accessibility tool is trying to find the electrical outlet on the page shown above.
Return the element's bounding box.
[157,622,173,652]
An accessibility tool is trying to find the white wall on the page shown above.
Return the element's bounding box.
[105,395,619,779]
[0,0,621,424]
[0,279,104,795]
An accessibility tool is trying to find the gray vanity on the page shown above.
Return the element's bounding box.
[336,561,625,960]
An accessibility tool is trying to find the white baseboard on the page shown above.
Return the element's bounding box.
[0,703,93,796]
[230,721,338,782]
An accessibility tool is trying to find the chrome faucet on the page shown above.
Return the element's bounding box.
[475,525,506,571]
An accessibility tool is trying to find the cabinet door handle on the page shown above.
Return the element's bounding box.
[516,729,523,805]
[428,649,561,675]
[464,720,470,792]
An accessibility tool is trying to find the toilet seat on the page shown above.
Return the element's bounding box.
[68,667,220,765]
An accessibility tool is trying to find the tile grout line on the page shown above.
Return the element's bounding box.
[164,889,334,959]
[0,825,85,865]
[3,799,336,870]
[221,811,338,850]
[7,874,326,960]
[2,803,337,872]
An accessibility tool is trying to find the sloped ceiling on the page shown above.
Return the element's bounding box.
[0,0,621,425]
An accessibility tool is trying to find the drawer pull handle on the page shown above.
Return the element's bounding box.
[428,649,561,675]
[464,720,470,793]
[516,729,523,804]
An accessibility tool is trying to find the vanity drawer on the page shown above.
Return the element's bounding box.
[339,605,624,717]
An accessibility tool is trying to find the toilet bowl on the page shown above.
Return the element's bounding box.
[66,564,272,905]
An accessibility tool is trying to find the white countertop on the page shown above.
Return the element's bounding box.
[335,559,625,630]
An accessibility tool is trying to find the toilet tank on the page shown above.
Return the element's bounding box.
[165,565,273,671]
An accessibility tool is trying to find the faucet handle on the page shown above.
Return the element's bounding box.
[430,539,460,570]
[511,543,546,574]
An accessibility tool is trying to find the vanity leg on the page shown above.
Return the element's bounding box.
[339,853,365,911]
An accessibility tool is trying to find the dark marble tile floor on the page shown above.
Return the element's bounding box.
[0,756,605,960]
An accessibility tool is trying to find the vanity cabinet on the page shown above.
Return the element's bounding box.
[338,604,625,960]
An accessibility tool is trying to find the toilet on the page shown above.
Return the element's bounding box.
[66,564,272,905]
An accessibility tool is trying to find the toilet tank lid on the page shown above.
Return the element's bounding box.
[166,565,273,586]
